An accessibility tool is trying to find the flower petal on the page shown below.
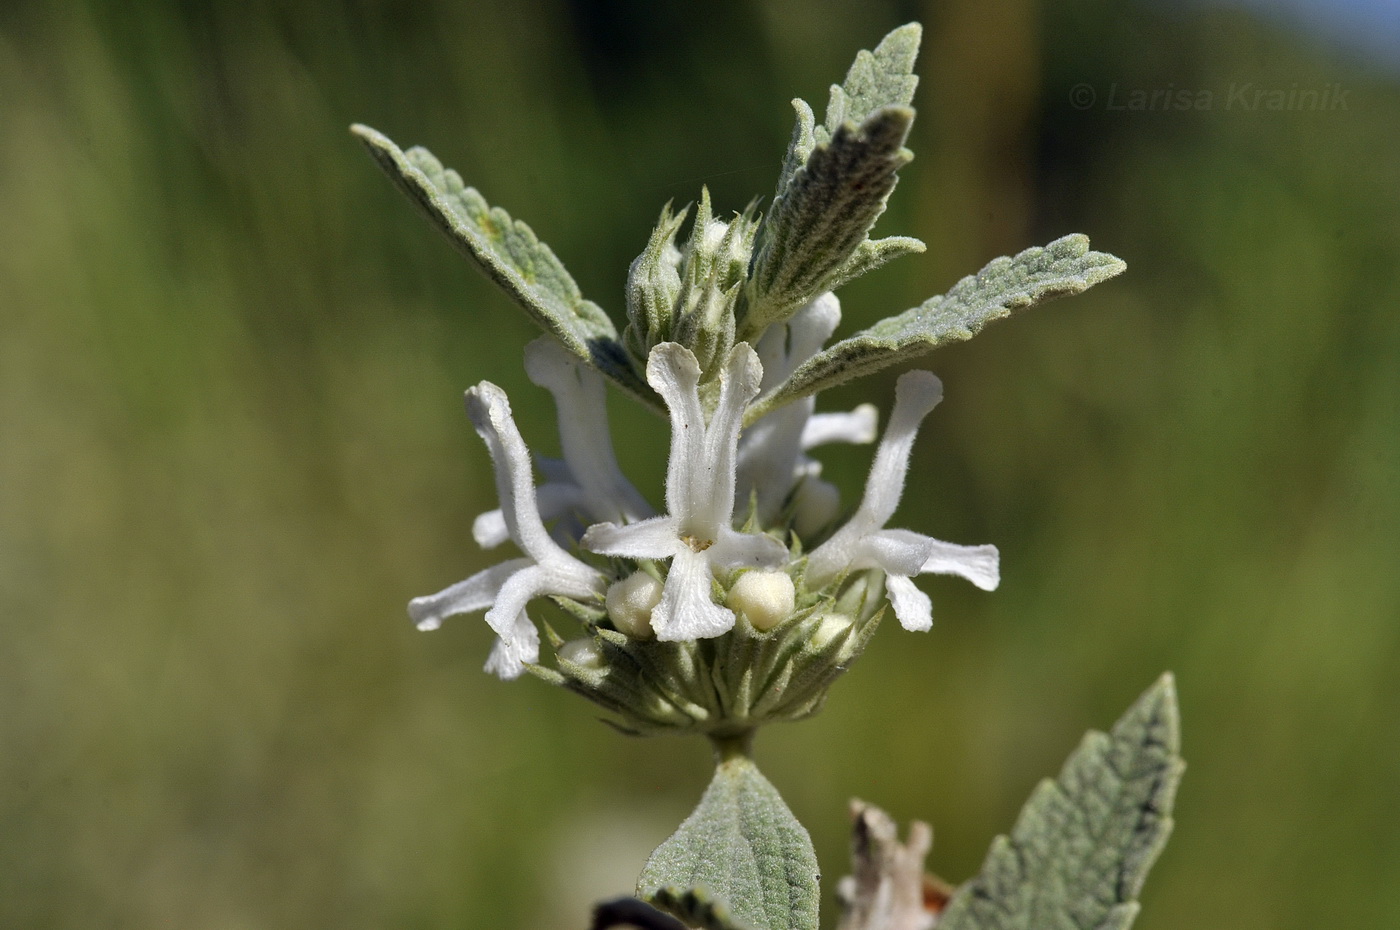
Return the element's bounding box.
[713,527,789,571]
[483,611,540,680]
[525,337,653,524]
[858,528,938,577]
[646,344,708,527]
[804,371,942,586]
[407,558,530,631]
[885,574,934,632]
[581,516,681,559]
[465,383,559,564]
[695,343,763,535]
[652,546,735,641]
[801,404,879,449]
[754,292,842,390]
[921,541,1001,591]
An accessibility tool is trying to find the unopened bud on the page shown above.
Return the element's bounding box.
[557,638,606,669]
[606,571,664,639]
[727,570,797,632]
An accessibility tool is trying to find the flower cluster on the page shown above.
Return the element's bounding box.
[362,21,1122,736]
[409,280,997,733]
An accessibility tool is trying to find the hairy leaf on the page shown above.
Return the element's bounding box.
[637,756,820,930]
[776,22,923,190]
[743,108,915,335]
[745,24,925,336]
[939,674,1185,930]
[750,234,1125,421]
[351,124,653,405]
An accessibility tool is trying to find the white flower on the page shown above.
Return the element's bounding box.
[736,293,879,528]
[804,370,1000,632]
[472,337,653,549]
[581,342,788,641]
[408,381,606,679]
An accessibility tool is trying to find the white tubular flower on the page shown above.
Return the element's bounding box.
[582,342,788,641]
[409,382,607,679]
[737,293,879,526]
[804,370,1000,632]
[472,338,653,549]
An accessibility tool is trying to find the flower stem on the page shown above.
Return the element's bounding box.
[709,729,755,763]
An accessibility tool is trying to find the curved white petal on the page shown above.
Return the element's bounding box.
[464,383,559,564]
[805,371,943,586]
[407,558,530,631]
[885,574,933,632]
[647,344,708,527]
[754,293,842,390]
[858,528,938,577]
[483,611,540,680]
[855,371,943,529]
[525,337,653,524]
[802,404,879,449]
[920,541,1001,591]
[652,547,735,641]
[580,516,681,559]
[695,343,763,535]
[734,397,811,524]
[712,527,789,571]
[472,508,510,549]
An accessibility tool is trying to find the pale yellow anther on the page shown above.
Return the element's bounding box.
[605,571,664,639]
[727,570,797,632]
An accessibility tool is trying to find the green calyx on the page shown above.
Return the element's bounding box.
[530,568,887,738]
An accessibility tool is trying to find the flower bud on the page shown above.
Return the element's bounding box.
[606,571,664,639]
[557,638,606,670]
[727,570,797,632]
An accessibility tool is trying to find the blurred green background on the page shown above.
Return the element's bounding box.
[3,0,1397,927]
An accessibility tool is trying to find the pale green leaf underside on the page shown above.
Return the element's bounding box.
[351,124,653,405]
[637,757,820,930]
[750,234,1126,421]
[939,674,1185,930]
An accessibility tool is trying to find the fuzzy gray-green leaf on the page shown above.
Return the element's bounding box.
[819,22,922,143]
[637,757,820,930]
[743,107,914,336]
[351,124,652,404]
[939,674,1184,930]
[751,234,1125,420]
[776,23,922,190]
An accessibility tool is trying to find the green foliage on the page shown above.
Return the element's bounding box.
[743,24,925,337]
[749,234,1125,421]
[637,756,820,930]
[940,675,1184,930]
[351,124,654,406]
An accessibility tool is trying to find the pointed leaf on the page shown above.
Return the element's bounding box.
[351,124,653,405]
[747,24,925,337]
[637,756,820,930]
[750,235,1126,421]
[939,674,1185,930]
[743,107,914,335]
[820,22,922,141]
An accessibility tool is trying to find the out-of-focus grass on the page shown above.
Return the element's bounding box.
[2,1,1397,928]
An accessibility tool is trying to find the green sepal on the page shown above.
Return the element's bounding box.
[350,124,655,408]
[624,201,689,364]
[940,674,1185,930]
[749,234,1126,422]
[637,756,819,930]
